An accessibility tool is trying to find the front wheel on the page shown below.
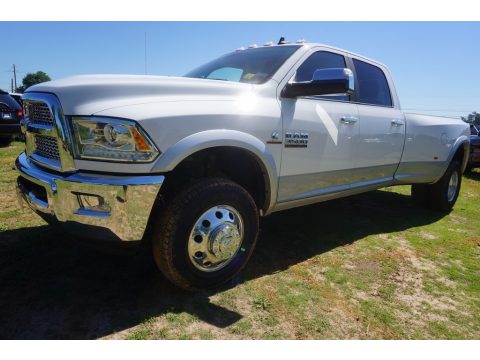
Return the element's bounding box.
[151,178,259,291]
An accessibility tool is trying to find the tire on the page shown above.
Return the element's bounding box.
[428,160,462,211]
[151,178,259,291]
[411,160,462,212]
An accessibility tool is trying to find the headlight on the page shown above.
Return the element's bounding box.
[71,117,159,162]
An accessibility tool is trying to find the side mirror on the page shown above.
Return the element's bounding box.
[282,68,355,98]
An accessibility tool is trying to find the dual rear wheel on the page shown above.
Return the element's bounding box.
[411,160,462,212]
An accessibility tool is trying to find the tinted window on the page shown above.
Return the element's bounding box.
[185,45,301,84]
[295,51,349,101]
[471,124,479,136]
[0,94,21,110]
[353,59,392,107]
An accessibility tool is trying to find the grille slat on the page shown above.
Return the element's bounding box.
[34,135,60,162]
[28,103,54,126]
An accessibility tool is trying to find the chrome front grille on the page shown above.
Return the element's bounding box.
[23,93,75,172]
[27,102,54,126]
[34,134,61,162]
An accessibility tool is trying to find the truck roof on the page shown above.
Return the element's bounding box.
[236,41,387,68]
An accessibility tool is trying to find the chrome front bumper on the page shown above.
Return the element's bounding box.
[15,152,164,241]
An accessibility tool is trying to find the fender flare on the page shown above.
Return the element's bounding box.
[152,129,279,214]
[446,135,470,173]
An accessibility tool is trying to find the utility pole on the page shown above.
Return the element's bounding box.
[12,64,17,92]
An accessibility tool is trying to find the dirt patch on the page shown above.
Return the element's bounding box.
[449,214,468,225]
[420,231,437,240]
[389,237,463,326]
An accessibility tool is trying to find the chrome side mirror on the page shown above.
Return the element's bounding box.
[282,68,355,98]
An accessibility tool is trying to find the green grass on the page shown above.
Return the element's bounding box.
[1,141,479,339]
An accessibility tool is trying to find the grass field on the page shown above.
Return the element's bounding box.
[0,141,479,339]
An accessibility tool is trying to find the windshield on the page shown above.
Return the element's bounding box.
[184,45,301,84]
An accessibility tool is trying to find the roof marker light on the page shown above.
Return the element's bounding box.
[296,39,306,44]
[235,47,246,51]
[264,41,273,46]
[248,44,258,49]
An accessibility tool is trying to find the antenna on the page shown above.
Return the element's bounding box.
[278,37,286,45]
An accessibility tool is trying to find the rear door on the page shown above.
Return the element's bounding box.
[349,58,405,186]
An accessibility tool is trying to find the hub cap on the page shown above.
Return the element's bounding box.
[447,171,459,203]
[188,205,244,272]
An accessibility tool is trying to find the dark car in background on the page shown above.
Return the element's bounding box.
[467,124,480,172]
[0,90,23,147]
[9,93,23,107]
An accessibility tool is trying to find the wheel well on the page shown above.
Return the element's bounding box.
[159,147,270,212]
[453,142,469,172]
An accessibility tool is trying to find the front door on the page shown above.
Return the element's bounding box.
[277,50,359,203]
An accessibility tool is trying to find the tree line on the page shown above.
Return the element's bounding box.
[2,71,51,93]
[462,112,480,126]
[14,71,51,93]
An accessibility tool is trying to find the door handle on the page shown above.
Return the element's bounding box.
[340,115,358,124]
[391,119,404,127]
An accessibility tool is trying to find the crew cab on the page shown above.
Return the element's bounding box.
[15,41,470,290]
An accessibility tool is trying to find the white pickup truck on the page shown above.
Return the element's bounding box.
[16,41,470,290]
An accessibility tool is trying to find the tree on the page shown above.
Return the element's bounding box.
[16,71,51,93]
[462,112,480,126]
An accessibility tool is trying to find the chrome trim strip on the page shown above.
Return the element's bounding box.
[273,178,395,213]
[26,122,55,134]
[29,152,61,170]
[74,209,111,218]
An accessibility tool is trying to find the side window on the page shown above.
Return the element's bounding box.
[353,59,392,107]
[295,51,350,101]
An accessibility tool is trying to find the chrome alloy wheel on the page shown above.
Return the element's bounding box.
[447,171,459,202]
[188,205,244,272]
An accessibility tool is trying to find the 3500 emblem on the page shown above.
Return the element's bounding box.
[285,132,309,148]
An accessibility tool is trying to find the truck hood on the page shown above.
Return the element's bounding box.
[26,74,254,115]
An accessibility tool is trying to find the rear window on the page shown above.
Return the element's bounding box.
[0,94,21,110]
[353,59,392,107]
